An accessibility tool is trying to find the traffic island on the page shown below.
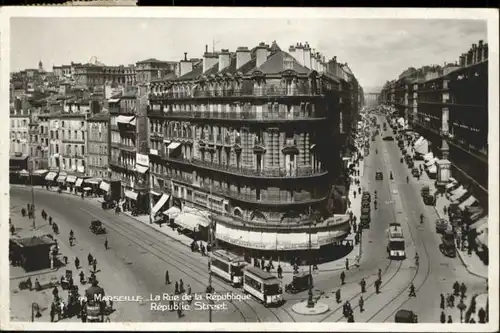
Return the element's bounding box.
[291,300,329,315]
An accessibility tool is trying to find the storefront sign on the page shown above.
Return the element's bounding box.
[136,153,149,167]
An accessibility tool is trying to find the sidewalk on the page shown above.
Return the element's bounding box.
[408,148,488,280]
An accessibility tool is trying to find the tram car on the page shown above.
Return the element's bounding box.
[243,266,283,307]
[209,249,247,286]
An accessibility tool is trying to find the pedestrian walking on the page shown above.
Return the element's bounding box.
[277,265,283,279]
[177,304,183,318]
[345,258,349,270]
[73,256,79,269]
[460,283,467,298]
[358,296,364,312]
[409,283,416,297]
[49,216,53,225]
[50,304,55,322]
[440,293,445,309]
[79,271,85,284]
[447,315,452,323]
[375,279,381,294]
[175,281,179,294]
[335,289,341,303]
[347,313,355,322]
[378,268,382,281]
[478,307,486,323]
[87,253,93,266]
[104,238,108,250]
[10,224,15,236]
[353,191,356,199]
[269,259,274,270]
[340,271,346,285]
[440,311,446,323]
[355,255,360,267]
[180,279,184,293]
[360,278,366,293]
[165,270,171,284]
[52,286,59,299]
[453,281,460,296]
[449,293,455,307]
[443,205,447,215]
[92,260,97,273]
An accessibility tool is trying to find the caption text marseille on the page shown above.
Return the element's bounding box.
[95,292,251,311]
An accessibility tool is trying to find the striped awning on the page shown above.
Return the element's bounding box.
[66,175,77,183]
[75,178,84,187]
[99,181,110,192]
[56,173,68,182]
[85,178,102,185]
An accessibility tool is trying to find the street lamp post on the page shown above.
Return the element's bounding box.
[307,218,315,308]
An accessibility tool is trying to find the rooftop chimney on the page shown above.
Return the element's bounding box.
[294,43,305,67]
[218,49,231,71]
[303,42,311,69]
[256,42,268,68]
[203,46,218,73]
[311,53,317,71]
[180,52,193,77]
[236,47,251,70]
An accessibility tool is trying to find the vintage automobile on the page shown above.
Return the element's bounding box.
[421,185,430,197]
[395,309,418,323]
[361,201,370,209]
[360,214,371,228]
[435,218,449,234]
[361,207,371,216]
[285,272,313,294]
[362,191,371,202]
[90,220,106,234]
[411,168,420,177]
[440,230,456,257]
[375,171,383,180]
[423,193,436,206]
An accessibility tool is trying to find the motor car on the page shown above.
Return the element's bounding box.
[383,136,394,141]
[90,220,106,234]
[285,272,312,294]
[435,218,449,234]
[411,168,419,177]
[375,171,383,180]
[361,201,370,209]
[440,230,456,257]
[395,309,418,323]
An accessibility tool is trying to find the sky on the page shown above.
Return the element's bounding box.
[10,17,487,93]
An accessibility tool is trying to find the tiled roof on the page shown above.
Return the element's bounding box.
[13,235,55,248]
[137,58,176,64]
[218,55,238,75]
[236,58,257,75]
[175,63,203,81]
[202,62,220,76]
[248,51,310,75]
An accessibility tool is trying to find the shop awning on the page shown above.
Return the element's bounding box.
[99,181,110,192]
[125,190,138,200]
[415,139,429,155]
[150,190,161,196]
[174,213,210,231]
[152,194,170,215]
[450,187,468,202]
[83,187,92,191]
[33,169,49,175]
[445,181,458,190]
[413,136,424,147]
[45,172,58,181]
[458,195,478,210]
[163,206,181,219]
[423,152,434,161]
[425,158,438,167]
[19,169,29,177]
[75,178,84,187]
[135,164,149,174]
[66,175,77,183]
[56,173,67,182]
[85,178,101,185]
[167,142,181,150]
[108,98,120,103]
[116,115,135,124]
[427,165,437,174]
[470,216,487,230]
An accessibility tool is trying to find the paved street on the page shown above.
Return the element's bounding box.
[10,116,487,323]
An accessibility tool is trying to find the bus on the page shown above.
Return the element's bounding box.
[209,250,247,286]
[243,266,283,307]
[386,223,406,259]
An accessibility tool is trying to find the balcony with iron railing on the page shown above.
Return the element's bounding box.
[109,158,136,171]
[209,184,328,205]
[149,87,322,101]
[162,154,327,179]
[148,109,325,122]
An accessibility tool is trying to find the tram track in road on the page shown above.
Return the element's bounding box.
[363,135,433,323]
[317,258,396,322]
[79,206,267,322]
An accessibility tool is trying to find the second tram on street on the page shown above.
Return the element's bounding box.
[209,249,247,286]
[243,266,283,307]
[387,222,406,259]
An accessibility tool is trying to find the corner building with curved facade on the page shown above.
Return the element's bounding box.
[147,41,357,261]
